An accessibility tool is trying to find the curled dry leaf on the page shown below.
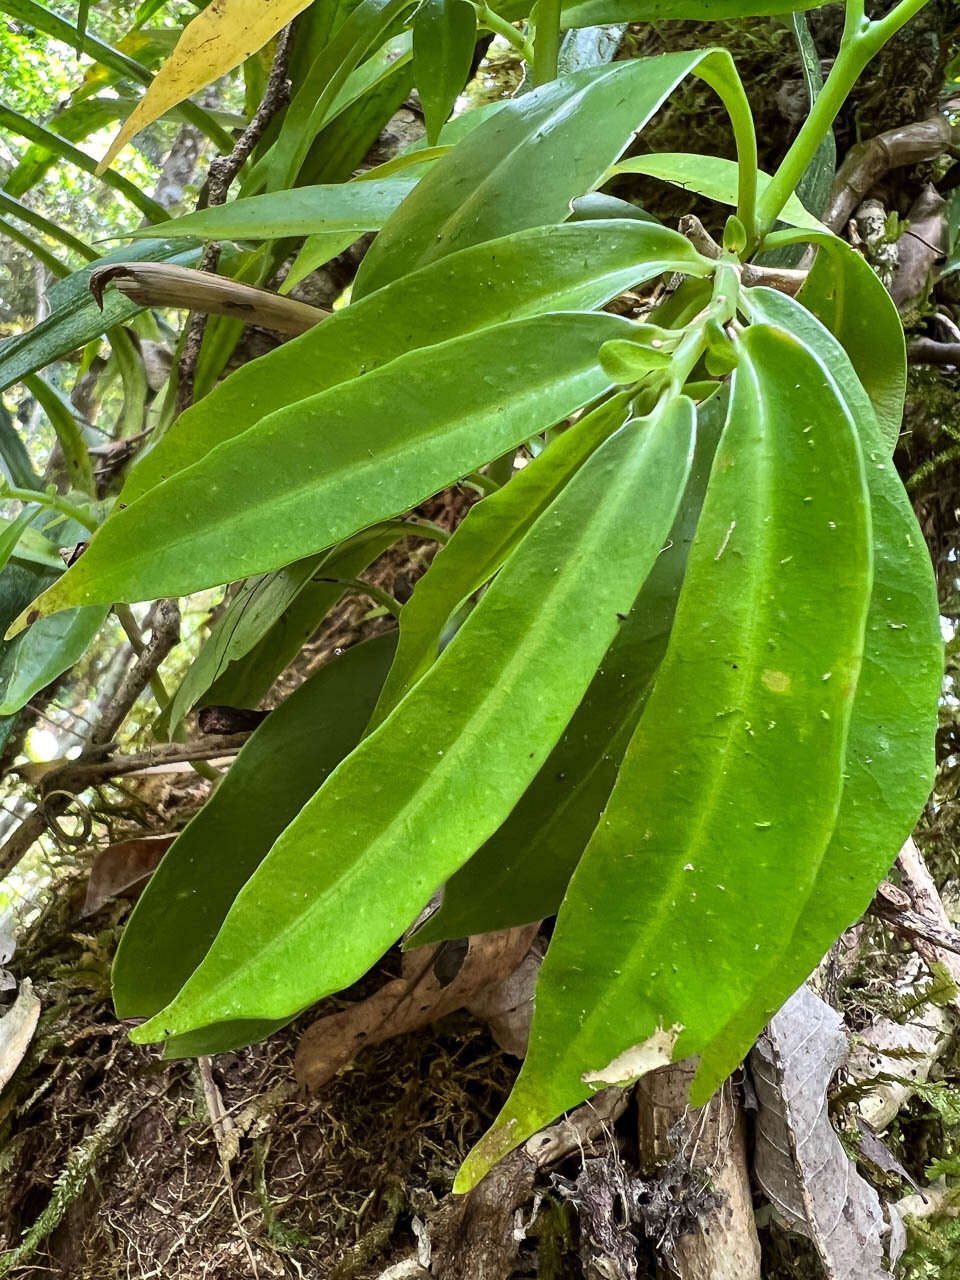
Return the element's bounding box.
[294,925,539,1090]
[751,985,891,1280]
[0,978,40,1093]
[89,264,328,336]
[82,835,175,917]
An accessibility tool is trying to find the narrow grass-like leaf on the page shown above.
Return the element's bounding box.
[414,391,727,943]
[22,375,94,496]
[0,216,69,277]
[128,397,697,1045]
[14,312,635,626]
[0,0,232,148]
[123,219,709,503]
[0,240,206,393]
[689,286,940,1097]
[0,404,41,491]
[0,105,168,224]
[0,193,95,261]
[354,50,751,296]
[457,324,873,1190]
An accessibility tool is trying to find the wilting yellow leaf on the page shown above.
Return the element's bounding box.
[96,0,312,173]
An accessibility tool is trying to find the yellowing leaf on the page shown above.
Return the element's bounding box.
[96,0,313,173]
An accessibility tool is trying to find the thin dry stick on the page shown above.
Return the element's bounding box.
[176,24,296,413]
[15,735,250,792]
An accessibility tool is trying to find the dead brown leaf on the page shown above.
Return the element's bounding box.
[0,979,41,1092]
[82,835,175,917]
[295,925,539,1090]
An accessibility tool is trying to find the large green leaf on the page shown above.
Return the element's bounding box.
[248,0,416,193]
[0,402,42,490]
[16,312,635,624]
[127,396,698,1046]
[112,633,398,1047]
[353,50,751,296]
[22,375,94,496]
[503,0,822,21]
[369,395,632,727]
[457,324,873,1190]
[689,285,940,1096]
[0,239,204,393]
[125,177,417,243]
[122,219,709,503]
[0,604,108,716]
[608,153,824,230]
[413,0,477,144]
[201,522,443,713]
[0,560,57,752]
[795,234,906,452]
[413,390,727,943]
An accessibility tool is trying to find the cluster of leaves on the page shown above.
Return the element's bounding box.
[0,0,944,1189]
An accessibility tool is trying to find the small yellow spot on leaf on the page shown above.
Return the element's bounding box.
[581,1022,683,1086]
[761,669,791,694]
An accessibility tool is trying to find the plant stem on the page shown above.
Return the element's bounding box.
[476,4,535,62]
[754,0,932,241]
[531,0,561,84]
[668,260,739,394]
[0,484,98,534]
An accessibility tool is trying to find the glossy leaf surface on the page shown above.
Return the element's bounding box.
[122,219,709,504]
[125,178,417,242]
[0,604,108,716]
[414,0,476,144]
[414,391,727,943]
[17,312,634,622]
[609,153,824,229]
[457,325,873,1190]
[369,395,631,727]
[204,523,446,714]
[354,51,733,296]
[128,398,697,1044]
[690,286,940,1096]
[113,634,397,1026]
[796,234,906,452]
